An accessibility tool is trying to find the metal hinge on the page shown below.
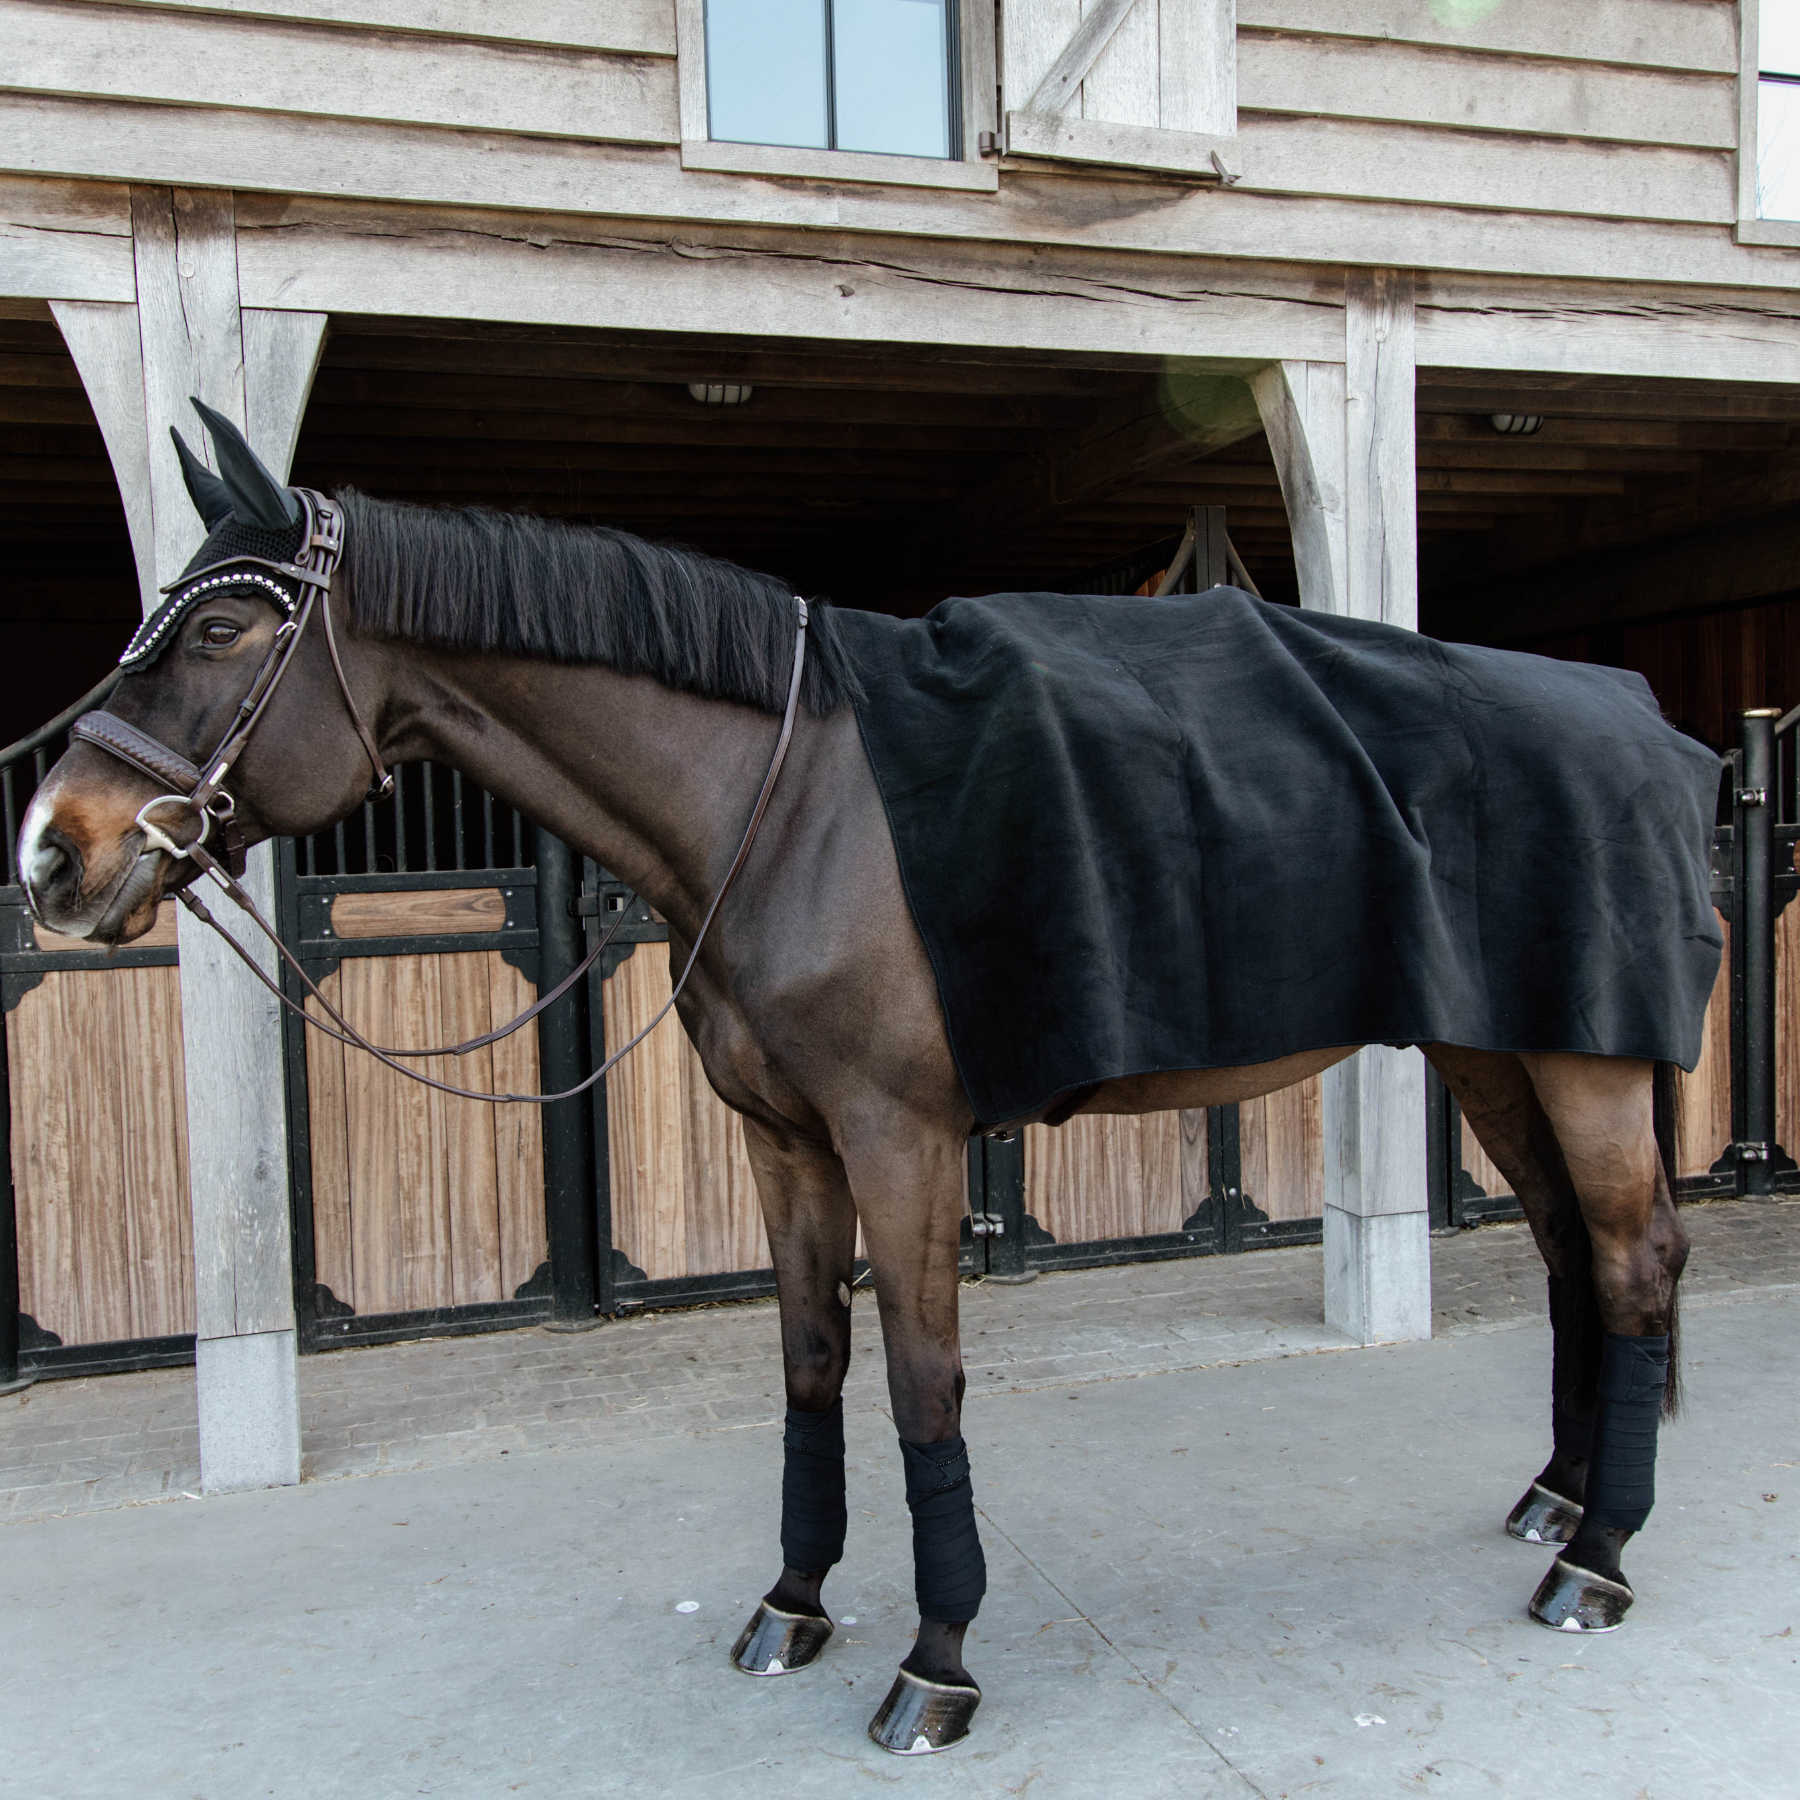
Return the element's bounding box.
[1735,1141,1771,1162]
[1736,787,1768,808]
[969,1212,1007,1237]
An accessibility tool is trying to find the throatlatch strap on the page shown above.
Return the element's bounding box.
[780,1401,847,1573]
[900,1435,987,1625]
[1583,1331,1669,1533]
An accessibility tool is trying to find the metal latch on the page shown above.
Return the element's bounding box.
[969,1212,1006,1237]
[1736,787,1768,807]
[1735,1142,1771,1162]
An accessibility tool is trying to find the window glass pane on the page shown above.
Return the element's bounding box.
[832,0,951,158]
[1763,0,1800,78]
[707,0,829,149]
[1761,78,1800,219]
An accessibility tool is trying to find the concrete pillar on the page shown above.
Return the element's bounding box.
[52,187,327,1489]
[1252,269,1431,1346]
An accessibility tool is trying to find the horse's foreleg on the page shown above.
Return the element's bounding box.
[845,1126,984,1755]
[729,1119,859,1678]
[1519,1053,1688,1633]
[1427,1045,1601,1545]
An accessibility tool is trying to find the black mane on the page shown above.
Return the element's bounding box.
[336,491,862,716]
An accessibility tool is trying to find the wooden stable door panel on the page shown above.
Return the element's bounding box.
[1675,912,1732,1178]
[304,951,546,1317]
[603,948,767,1281]
[1779,903,1800,1170]
[1024,1109,1201,1244]
[6,967,193,1346]
[1237,1075,1323,1221]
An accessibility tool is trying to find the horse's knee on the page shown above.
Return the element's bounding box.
[783,1317,851,1412]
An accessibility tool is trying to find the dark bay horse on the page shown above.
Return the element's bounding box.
[17,411,1695,1753]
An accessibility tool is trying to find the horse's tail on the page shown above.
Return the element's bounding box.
[1654,1058,1683,1420]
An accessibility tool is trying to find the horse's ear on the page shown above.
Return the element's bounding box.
[189,395,301,531]
[169,427,235,529]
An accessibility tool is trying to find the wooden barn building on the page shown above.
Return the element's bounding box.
[2,0,1797,1485]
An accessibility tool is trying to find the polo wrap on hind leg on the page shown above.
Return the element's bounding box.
[781,1400,847,1572]
[1583,1332,1669,1533]
[901,1436,986,1623]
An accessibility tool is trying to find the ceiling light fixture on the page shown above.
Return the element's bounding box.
[1490,412,1545,435]
[688,381,754,406]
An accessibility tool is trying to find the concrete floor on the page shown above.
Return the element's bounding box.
[2,1228,1798,1798]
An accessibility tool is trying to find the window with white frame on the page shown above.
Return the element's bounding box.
[705,0,959,160]
[1760,1,1800,219]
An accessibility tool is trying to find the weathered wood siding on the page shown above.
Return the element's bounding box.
[7,956,193,1345]
[1024,1110,1197,1244]
[303,950,546,1315]
[0,0,1777,298]
[601,946,768,1281]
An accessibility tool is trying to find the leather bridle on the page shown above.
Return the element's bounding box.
[64,486,813,1106]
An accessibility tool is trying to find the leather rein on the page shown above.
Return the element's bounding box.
[67,487,812,1106]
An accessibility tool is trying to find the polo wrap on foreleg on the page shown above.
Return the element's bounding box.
[780,1400,847,1573]
[1547,1274,1596,1467]
[1583,1332,1669,1533]
[900,1435,986,1624]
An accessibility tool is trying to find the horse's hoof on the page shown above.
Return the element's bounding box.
[868,1667,981,1755]
[1528,1556,1634,1633]
[729,1602,833,1675]
[1507,1480,1583,1545]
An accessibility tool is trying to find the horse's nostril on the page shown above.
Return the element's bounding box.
[26,825,82,900]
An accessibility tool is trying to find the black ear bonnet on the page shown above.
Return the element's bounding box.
[120,398,308,670]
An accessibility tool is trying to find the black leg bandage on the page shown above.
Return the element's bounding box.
[1548,1275,1596,1467]
[780,1400,847,1573]
[900,1435,987,1625]
[1583,1332,1669,1533]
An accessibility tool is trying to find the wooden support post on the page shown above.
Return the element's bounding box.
[52,188,328,1489]
[535,828,600,1327]
[1254,270,1431,1345]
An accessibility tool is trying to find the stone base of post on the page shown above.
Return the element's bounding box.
[1322,1045,1433,1346]
[197,1329,302,1494]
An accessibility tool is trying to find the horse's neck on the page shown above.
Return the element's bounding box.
[399,649,778,939]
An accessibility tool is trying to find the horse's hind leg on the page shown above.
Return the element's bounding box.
[728,1119,860,1678]
[1519,1052,1688,1633]
[1427,1045,1602,1546]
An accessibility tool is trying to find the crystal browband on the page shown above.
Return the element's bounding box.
[120,569,301,669]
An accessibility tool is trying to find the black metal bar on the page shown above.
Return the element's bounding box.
[483,791,495,869]
[2,767,16,887]
[1197,505,1229,589]
[362,793,377,872]
[452,770,466,871]
[1210,1102,1247,1251]
[982,1134,1030,1281]
[1426,1064,1452,1232]
[0,1000,21,1391]
[422,762,438,872]
[274,837,322,1350]
[1738,710,1783,1193]
[333,817,347,877]
[579,859,622,1315]
[534,827,599,1326]
[394,764,409,872]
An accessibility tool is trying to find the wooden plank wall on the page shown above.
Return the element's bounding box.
[602,946,768,1281]
[1238,1075,1323,1221]
[304,950,546,1314]
[7,965,193,1344]
[0,0,1762,296]
[1025,1081,1325,1242]
[1780,901,1800,1172]
[1676,914,1733,1179]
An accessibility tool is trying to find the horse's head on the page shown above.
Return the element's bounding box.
[18,402,384,943]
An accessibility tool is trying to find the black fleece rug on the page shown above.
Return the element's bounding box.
[833,589,1723,1129]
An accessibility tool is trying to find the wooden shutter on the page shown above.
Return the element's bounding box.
[1002,0,1239,177]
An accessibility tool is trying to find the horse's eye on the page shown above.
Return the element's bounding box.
[200,622,240,648]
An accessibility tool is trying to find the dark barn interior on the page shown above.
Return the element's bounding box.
[5,311,1800,755]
